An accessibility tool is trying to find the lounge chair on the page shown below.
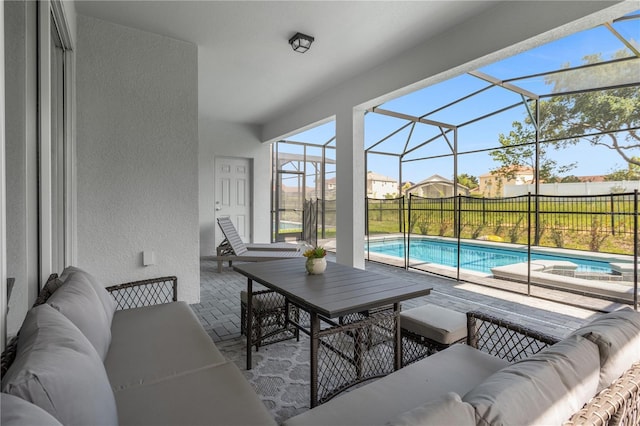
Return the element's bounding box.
[211,217,302,272]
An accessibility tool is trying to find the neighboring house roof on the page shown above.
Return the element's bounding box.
[413,174,452,185]
[405,174,469,193]
[578,175,606,182]
[367,171,397,182]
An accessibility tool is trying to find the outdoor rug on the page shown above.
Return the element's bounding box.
[217,336,312,424]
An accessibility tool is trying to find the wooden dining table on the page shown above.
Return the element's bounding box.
[234,258,432,407]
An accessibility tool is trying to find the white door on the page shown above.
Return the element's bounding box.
[214,157,252,246]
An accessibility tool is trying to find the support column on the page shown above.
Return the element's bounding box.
[335,106,365,269]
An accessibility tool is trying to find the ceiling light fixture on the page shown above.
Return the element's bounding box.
[289,32,315,53]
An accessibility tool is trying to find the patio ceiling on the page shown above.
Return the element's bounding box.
[74,1,498,126]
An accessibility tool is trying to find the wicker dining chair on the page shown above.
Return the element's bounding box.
[240,289,299,350]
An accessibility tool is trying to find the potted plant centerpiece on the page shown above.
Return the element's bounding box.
[303,246,327,275]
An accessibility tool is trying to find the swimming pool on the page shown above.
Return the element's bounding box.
[367,238,613,275]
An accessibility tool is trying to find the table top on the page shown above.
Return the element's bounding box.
[234,258,432,318]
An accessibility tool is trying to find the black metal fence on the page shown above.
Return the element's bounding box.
[365,197,405,263]
[366,191,639,308]
[300,198,337,244]
[303,198,319,247]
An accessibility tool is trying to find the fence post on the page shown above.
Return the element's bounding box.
[398,197,403,234]
[400,197,405,268]
[406,195,412,270]
[314,198,319,247]
[527,192,532,297]
[365,197,370,262]
[610,193,615,236]
[634,190,638,311]
[482,198,486,225]
[456,194,461,281]
[534,190,540,246]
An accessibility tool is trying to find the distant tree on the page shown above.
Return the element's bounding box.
[491,48,640,177]
[457,173,479,189]
[605,157,640,181]
[541,52,640,168]
[490,121,576,182]
[560,175,582,183]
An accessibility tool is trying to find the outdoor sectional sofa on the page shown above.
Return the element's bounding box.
[284,309,640,425]
[0,266,275,426]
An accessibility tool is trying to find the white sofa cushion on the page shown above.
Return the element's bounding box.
[114,362,277,426]
[463,335,600,426]
[47,275,112,359]
[105,302,227,391]
[1,393,63,426]
[572,308,640,391]
[59,266,116,323]
[387,392,475,426]
[400,304,467,345]
[1,304,118,426]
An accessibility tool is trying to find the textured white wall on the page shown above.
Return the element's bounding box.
[5,1,39,338]
[199,118,271,256]
[5,1,28,337]
[76,16,200,302]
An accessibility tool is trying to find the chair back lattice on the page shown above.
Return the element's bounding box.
[466,311,560,362]
[106,276,177,310]
[217,217,249,255]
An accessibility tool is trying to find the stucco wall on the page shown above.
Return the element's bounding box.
[76,16,200,302]
[5,1,39,338]
[198,118,271,256]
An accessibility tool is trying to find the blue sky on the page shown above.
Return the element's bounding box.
[284,12,639,185]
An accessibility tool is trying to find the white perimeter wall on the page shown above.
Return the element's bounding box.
[506,181,640,197]
[76,16,200,302]
[199,118,271,256]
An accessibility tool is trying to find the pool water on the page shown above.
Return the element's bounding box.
[367,239,612,275]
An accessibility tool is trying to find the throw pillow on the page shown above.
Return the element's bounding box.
[47,275,112,360]
[463,335,600,426]
[572,308,640,391]
[59,266,117,323]
[1,392,63,426]
[1,304,118,426]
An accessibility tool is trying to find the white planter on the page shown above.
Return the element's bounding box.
[305,257,327,275]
